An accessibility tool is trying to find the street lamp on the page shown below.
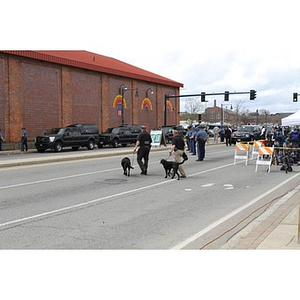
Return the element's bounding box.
[119,84,139,126]
[221,103,233,127]
[164,92,175,126]
[146,88,154,98]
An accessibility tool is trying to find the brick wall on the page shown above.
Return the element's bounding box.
[108,77,131,128]
[0,53,180,147]
[0,58,6,135]
[70,70,101,126]
[22,62,61,137]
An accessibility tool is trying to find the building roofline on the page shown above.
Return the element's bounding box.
[0,50,183,88]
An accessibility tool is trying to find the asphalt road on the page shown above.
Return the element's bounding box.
[0,144,299,249]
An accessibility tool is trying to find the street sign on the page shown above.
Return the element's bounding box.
[150,130,166,147]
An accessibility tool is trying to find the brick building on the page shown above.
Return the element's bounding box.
[0,51,183,147]
[204,99,235,125]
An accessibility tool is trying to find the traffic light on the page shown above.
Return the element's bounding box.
[293,92,298,102]
[201,92,206,102]
[224,91,229,101]
[198,114,202,122]
[250,90,257,100]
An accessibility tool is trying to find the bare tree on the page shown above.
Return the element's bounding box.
[183,97,204,114]
[232,99,245,125]
[259,109,270,125]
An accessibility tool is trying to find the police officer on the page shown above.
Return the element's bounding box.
[134,125,152,175]
[190,126,197,155]
[21,127,28,152]
[195,125,207,161]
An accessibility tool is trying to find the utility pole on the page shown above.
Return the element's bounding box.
[164,90,257,126]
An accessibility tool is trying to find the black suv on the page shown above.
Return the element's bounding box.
[162,125,186,143]
[98,125,142,148]
[231,125,261,144]
[35,124,99,152]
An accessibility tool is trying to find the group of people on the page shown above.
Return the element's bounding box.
[266,125,300,163]
[0,127,28,152]
[211,125,233,146]
[133,123,233,179]
[185,125,207,161]
[185,124,233,153]
[133,126,188,178]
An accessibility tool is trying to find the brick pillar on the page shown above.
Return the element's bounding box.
[61,67,72,126]
[8,56,22,143]
[156,86,163,128]
[132,80,139,125]
[101,74,110,132]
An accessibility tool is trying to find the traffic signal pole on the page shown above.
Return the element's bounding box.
[164,90,256,126]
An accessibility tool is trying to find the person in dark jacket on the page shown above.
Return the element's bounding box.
[224,126,232,146]
[133,125,152,175]
[169,129,187,178]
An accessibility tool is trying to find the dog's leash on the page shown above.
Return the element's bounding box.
[165,151,172,160]
[132,151,136,167]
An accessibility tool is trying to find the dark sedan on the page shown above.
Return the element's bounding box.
[231,125,261,144]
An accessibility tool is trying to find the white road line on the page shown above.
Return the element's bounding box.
[0,159,234,191]
[0,168,119,190]
[0,180,169,228]
[0,159,166,190]
[171,172,300,250]
[0,161,234,228]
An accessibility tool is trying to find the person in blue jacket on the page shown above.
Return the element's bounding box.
[195,125,207,161]
[21,127,28,152]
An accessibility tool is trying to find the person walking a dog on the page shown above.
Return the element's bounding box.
[133,125,152,175]
[169,129,187,178]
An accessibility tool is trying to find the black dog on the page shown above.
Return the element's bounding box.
[121,157,134,176]
[160,158,186,180]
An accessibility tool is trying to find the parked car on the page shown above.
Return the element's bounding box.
[231,125,261,144]
[35,124,99,152]
[98,125,142,148]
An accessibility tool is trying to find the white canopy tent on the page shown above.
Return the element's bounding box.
[281,111,300,127]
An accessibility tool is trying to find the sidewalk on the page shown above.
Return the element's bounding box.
[222,186,300,249]
[1,146,300,250]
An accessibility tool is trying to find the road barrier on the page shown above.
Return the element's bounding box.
[251,140,264,159]
[255,147,274,173]
[233,143,249,165]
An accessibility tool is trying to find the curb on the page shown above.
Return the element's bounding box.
[0,146,169,168]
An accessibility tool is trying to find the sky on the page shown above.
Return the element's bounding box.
[3,0,300,115]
